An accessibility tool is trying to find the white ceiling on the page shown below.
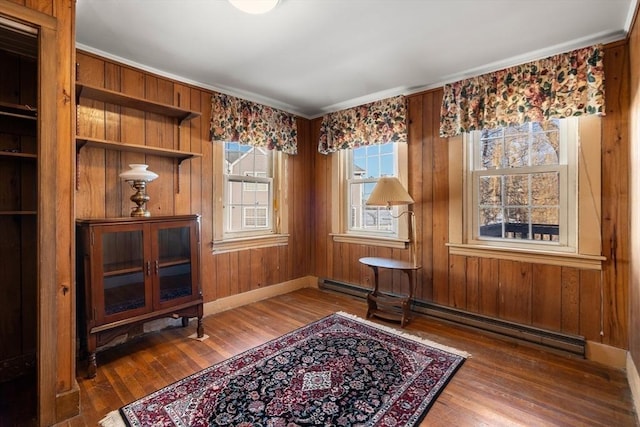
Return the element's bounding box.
[76,0,636,119]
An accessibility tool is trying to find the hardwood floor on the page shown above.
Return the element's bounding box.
[61,287,636,426]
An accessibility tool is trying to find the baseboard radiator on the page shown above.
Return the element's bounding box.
[318,278,586,356]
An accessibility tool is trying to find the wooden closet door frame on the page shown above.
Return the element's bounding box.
[39,22,58,427]
[0,3,58,426]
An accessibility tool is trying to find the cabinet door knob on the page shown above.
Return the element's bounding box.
[146,261,151,276]
[155,260,159,275]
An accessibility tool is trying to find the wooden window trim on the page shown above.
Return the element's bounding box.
[331,144,410,247]
[212,233,289,254]
[448,116,603,269]
[213,146,288,252]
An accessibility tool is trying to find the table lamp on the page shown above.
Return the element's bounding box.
[119,164,158,217]
[366,176,417,266]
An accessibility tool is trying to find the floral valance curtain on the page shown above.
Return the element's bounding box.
[318,95,407,154]
[439,45,605,138]
[210,93,298,155]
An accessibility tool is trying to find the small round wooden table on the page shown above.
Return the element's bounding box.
[359,257,421,327]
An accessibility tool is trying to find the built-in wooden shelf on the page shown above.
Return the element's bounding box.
[75,81,202,191]
[0,101,37,121]
[0,151,37,159]
[76,82,201,124]
[0,211,37,215]
[76,136,202,163]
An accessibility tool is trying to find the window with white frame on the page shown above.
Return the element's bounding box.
[466,118,577,251]
[224,142,273,236]
[347,143,399,236]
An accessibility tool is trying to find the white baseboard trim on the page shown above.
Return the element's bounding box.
[585,340,627,368]
[627,353,640,417]
[203,276,318,318]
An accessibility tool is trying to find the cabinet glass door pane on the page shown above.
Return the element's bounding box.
[102,229,145,315]
[157,225,192,302]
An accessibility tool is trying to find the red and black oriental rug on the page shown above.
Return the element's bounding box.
[100,312,468,426]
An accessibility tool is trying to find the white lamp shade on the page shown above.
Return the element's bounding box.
[119,164,158,182]
[366,176,414,206]
[229,0,279,14]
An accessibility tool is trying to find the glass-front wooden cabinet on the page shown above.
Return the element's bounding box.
[77,215,203,378]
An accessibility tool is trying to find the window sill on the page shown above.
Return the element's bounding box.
[446,243,605,270]
[331,233,408,249]
[212,234,289,254]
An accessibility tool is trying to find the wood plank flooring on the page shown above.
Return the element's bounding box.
[61,288,636,426]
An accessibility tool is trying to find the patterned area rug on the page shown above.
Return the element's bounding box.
[100,312,468,426]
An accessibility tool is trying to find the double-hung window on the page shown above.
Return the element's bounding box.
[467,118,576,251]
[223,142,273,236]
[210,93,295,253]
[450,116,604,269]
[332,142,409,247]
[348,144,396,234]
[212,141,288,253]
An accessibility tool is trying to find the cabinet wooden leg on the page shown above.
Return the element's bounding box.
[181,316,189,327]
[197,316,204,338]
[87,352,97,379]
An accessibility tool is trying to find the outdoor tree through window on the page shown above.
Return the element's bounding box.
[451,116,601,268]
[470,119,574,246]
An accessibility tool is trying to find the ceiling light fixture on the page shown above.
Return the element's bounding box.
[229,0,279,14]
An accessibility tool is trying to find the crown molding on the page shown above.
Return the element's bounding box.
[78,28,627,121]
[75,43,311,118]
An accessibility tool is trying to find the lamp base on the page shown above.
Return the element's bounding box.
[130,207,151,217]
[129,180,151,217]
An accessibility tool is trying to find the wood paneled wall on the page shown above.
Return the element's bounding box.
[629,5,640,366]
[600,41,630,349]
[75,52,312,305]
[311,41,630,349]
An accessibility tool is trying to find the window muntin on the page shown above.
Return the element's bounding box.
[347,143,398,235]
[243,172,268,192]
[243,206,268,228]
[224,143,273,236]
[469,119,575,248]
